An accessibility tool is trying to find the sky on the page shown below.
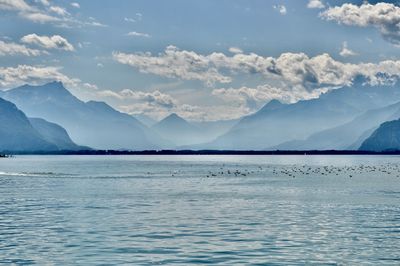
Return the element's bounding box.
[1,0,400,121]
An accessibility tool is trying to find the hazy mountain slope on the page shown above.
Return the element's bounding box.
[151,113,238,146]
[152,113,205,146]
[347,128,377,150]
[274,101,400,150]
[29,118,87,150]
[359,119,400,152]
[205,84,400,150]
[133,113,157,127]
[0,98,57,152]
[192,118,238,142]
[2,82,168,150]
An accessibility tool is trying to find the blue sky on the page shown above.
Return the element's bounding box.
[1,0,400,120]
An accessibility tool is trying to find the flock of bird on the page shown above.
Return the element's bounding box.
[270,164,400,178]
[166,163,400,179]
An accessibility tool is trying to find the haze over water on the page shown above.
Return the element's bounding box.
[0,155,400,265]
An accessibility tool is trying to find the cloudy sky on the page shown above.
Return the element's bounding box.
[1,0,400,120]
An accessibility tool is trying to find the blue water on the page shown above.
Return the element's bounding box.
[0,155,399,265]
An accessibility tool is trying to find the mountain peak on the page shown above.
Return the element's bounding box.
[152,112,201,146]
[47,80,64,87]
[42,81,67,91]
[11,81,71,97]
[1,83,167,150]
[24,81,64,89]
[154,113,193,129]
[266,99,283,107]
[166,112,179,118]
[86,100,111,108]
[258,99,285,113]
[86,100,128,117]
[163,113,186,122]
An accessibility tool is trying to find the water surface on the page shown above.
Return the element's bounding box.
[0,155,399,265]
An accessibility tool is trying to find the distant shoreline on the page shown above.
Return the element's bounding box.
[3,150,400,156]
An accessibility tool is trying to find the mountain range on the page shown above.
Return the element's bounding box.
[133,113,157,127]
[151,113,237,146]
[0,97,82,152]
[152,113,204,146]
[199,83,400,150]
[360,119,400,152]
[274,101,400,150]
[1,82,168,150]
[2,81,400,152]
[28,118,87,151]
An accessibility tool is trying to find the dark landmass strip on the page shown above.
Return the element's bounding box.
[3,149,400,155]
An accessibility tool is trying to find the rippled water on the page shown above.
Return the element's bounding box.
[0,155,400,265]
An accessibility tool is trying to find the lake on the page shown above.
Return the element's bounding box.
[0,155,399,265]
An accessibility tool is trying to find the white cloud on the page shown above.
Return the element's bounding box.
[0,40,42,56]
[85,21,107,27]
[228,47,243,54]
[212,84,326,111]
[21,34,74,51]
[0,62,236,121]
[112,46,232,86]
[0,0,105,27]
[0,63,287,121]
[121,89,176,108]
[321,2,400,45]
[99,89,177,109]
[19,11,59,23]
[101,89,246,121]
[0,65,80,88]
[71,2,80,8]
[0,0,32,11]
[124,17,136,23]
[36,0,49,6]
[126,31,151,38]
[339,41,357,57]
[110,45,400,120]
[113,45,400,90]
[0,0,59,23]
[273,5,287,15]
[307,0,325,9]
[0,64,102,105]
[49,6,69,16]
[96,88,188,120]
[124,13,142,23]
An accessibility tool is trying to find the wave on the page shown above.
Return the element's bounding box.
[0,171,75,177]
[0,171,31,177]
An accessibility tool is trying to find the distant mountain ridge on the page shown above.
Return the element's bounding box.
[1,82,168,150]
[152,113,203,146]
[359,119,400,152]
[274,101,400,150]
[0,97,56,151]
[152,113,238,146]
[203,84,400,150]
[3,81,400,152]
[133,113,157,127]
[0,97,83,152]
[29,118,87,151]
[256,99,287,113]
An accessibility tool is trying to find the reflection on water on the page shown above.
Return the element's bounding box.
[0,155,399,265]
